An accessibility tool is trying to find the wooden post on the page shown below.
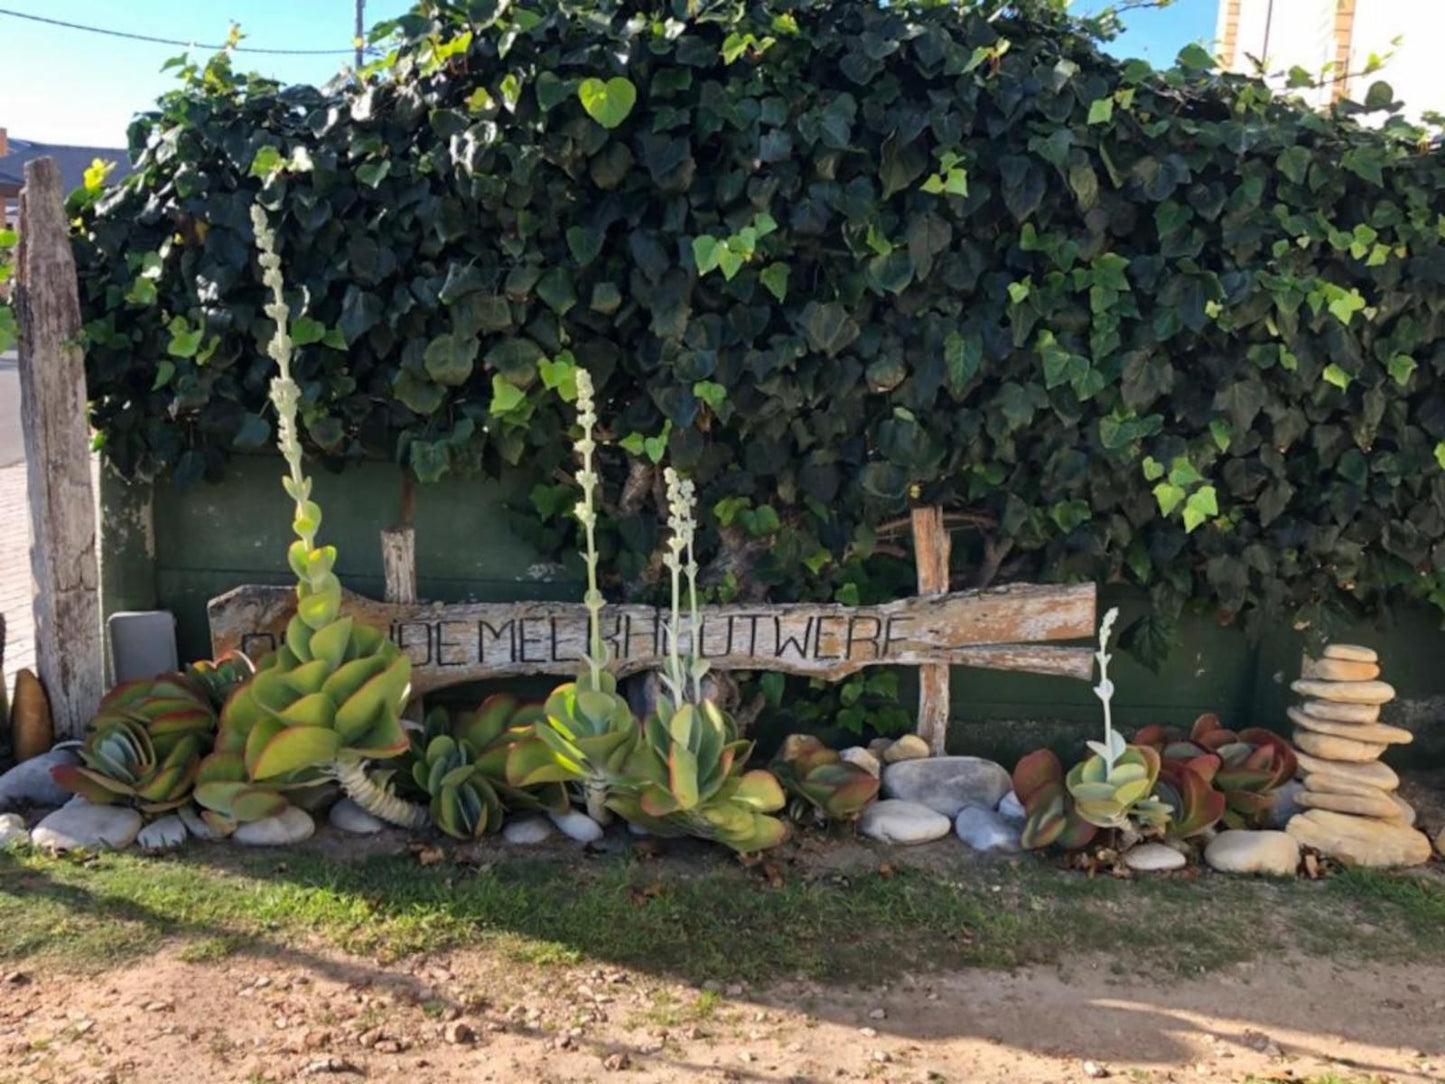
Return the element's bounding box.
[383,473,422,720]
[911,506,951,755]
[14,157,103,737]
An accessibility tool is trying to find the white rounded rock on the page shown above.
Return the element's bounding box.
[32,802,142,852]
[858,799,952,845]
[502,814,553,844]
[953,806,1021,853]
[136,814,188,851]
[1123,842,1187,872]
[839,746,882,779]
[882,735,931,763]
[996,789,1026,822]
[1204,829,1299,877]
[328,798,386,835]
[0,812,30,847]
[178,804,229,841]
[549,808,605,843]
[234,806,315,847]
[881,756,1012,818]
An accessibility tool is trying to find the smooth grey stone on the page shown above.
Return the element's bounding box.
[996,790,1026,822]
[953,806,1021,852]
[32,802,142,852]
[0,812,30,847]
[178,804,228,841]
[502,814,553,844]
[234,806,315,846]
[136,814,188,851]
[839,746,882,778]
[0,745,82,810]
[881,756,1012,818]
[549,808,604,843]
[1265,779,1305,829]
[328,798,386,835]
[858,800,952,845]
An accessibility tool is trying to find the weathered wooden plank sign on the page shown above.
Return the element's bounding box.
[208,581,1097,696]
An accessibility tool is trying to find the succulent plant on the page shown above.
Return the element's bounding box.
[770,734,879,824]
[52,671,222,813]
[1149,757,1227,838]
[1011,748,1098,850]
[1136,714,1296,829]
[192,205,415,834]
[1065,608,1172,833]
[609,695,788,852]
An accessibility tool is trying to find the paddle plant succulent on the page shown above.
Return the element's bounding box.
[1011,748,1098,850]
[193,205,415,833]
[51,666,241,814]
[528,369,642,823]
[605,468,788,853]
[1135,714,1296,830]
[770,734,879,824]
[1065,608,1171,833]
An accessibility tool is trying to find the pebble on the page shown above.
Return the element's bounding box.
[1292,730,1387,763]
[1289,679,1396,705]
[1297,787,1402,820]
[0,812,30,847]
[136,814,188,851]
[996,789,1026,822]
[1286,810,1432,868]
[1323,643,1378,663]
[1264,780,1304,829]
[881,735,931,763]
[953,806,1021,852]
[1286,707,1412,745]
[31,802,142,852]
[0,745,81,810]
[1300,699,1380,723]
[1294,751,1398,791]
[1204,829,1299,877]
[502,815,553,844]
[328,798,386,835]
[234,806,315,846]
[1123,842,1187,872]
[1302,658,1380,682]
[858,800,952,845]
[178,804,229,841]
[549,808,605,843]
[881,756,1012,818]
[866,737,893,758]
[838,747,881,779]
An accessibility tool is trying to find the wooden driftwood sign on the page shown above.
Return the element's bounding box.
[208,581,1098,696]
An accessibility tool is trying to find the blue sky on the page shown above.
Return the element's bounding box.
[4,0,1217,148]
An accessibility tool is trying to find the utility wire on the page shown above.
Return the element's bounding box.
[0,6,363,55]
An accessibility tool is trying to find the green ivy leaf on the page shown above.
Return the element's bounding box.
[249,145,283,177]
[356,159,391,188]
[1209,418,1232,452]
[577,77,637,129]
[539,351,578,401]
[760,261,789,301]
[692,235,721,275]
[1176,43,1215,71]
[490,374,527,415]
[290,316,327,347]
[1436,443,1445,471]
[423,333,479,386]
[1182,485,1218,532]
[1087,98,1113,125]
[1387,354,1417,387]
[1141,456,1164,481]
[1322,363,1351,390]
[152,360,176,390]
[1153,481,1186,516]
[693,380,727,411]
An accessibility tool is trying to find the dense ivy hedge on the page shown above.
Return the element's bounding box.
[72,0,1445,662]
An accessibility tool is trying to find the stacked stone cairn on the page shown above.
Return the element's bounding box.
[1283,644,1432,867]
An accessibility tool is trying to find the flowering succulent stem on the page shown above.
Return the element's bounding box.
[661,467,695,704]
[332,757,430,830]
[1092,606,1121,771]
[573,370,606,688]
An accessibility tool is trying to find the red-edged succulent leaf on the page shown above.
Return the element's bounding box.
[1132,724,1173,750]
[1012,748,1063,806]
[50,764,124,804]
[1238,728,1297,785]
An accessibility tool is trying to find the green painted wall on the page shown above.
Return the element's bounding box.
[99,455,1445,770]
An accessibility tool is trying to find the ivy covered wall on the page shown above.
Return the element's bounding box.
[74,0,1445,749]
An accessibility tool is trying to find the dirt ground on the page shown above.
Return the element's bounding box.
[1,936,1441,1083]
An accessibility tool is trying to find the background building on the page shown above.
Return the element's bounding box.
[1216,0,1445,119]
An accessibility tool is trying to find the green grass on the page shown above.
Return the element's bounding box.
[1,845,1442,985]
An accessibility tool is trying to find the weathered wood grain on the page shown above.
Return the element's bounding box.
[912,506,951,755]
[15,158,103,736]
[209,581,1097,694]
[381,525,423,722]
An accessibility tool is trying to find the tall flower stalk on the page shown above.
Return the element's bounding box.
[661,467,703,704]
[573,370,606,689]
[1088,606,1122,769]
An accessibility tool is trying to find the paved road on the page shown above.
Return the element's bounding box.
[0,352,35,688]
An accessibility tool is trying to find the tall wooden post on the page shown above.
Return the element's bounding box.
[911,506,951,755]
[382,473,422,721]
[15,157,103,736]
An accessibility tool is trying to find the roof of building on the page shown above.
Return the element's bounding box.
[0,137,131,194]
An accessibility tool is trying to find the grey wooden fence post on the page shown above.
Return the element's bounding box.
[15,157,103,737]
[911,506,952,755]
